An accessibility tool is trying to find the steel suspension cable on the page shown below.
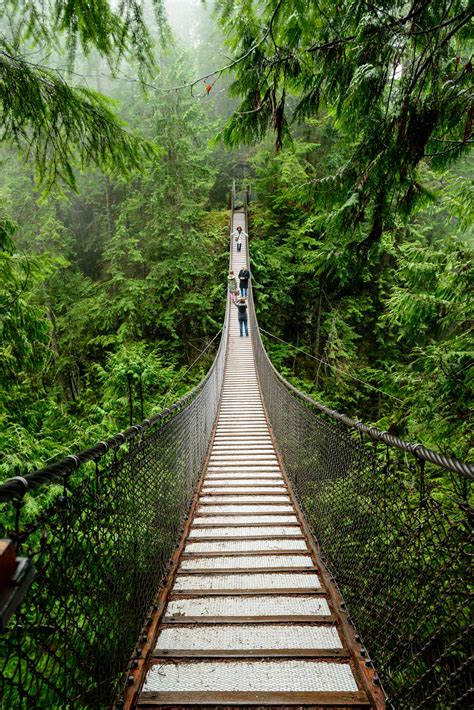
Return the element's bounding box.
[259,326,404,404]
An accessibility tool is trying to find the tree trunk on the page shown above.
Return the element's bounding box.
[46,298,68,402]
[313,277,324,362]
[105,177,113,241]
[127,374,134,426]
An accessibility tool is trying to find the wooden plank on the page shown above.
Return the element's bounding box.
[209,449,276,452]
[199,486,287,496]
[138,690,370,706]
[217,417,267,421]
[215,427,270,431]
[162,615,336,625]
[186,535,305,542]
[201,484,286,488]
[199,491,287,498]
[151,649,351,659]
[213,435,271,437]
[182,550,309,558]
[198,501,291,506]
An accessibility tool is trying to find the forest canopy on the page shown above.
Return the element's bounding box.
[0,0,472,481]
[0,0,170,188]
[213,0,473,459]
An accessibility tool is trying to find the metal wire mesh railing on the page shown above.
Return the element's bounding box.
[1,191,472,709]
[249,289,473,708]
[0,288,230,707]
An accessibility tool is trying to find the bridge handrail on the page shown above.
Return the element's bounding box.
[255,327,473,478]
[0,209,232,709]
[244,197,473,709]
[243,203,472,479]
[0,327,226,503]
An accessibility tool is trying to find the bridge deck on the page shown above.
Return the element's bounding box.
[135,212,372,708]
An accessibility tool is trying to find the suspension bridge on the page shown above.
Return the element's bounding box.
[0,193,472,709]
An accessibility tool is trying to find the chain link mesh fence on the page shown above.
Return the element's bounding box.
[0,315,228,709]
[1,195,472,709]
[250,299,473,708]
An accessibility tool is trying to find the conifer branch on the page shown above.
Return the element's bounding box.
[0,49,158,189]
[149,0,285,93]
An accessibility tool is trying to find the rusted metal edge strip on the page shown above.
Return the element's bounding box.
[191,522,299,528]
[170,588,326,598]
[137,690,370,706]
[162,614,336,624]
[181,550,311,557]
[202,484,288,488]
[194,512,296,518]
[175,567,318,575]
[151,649,350,659]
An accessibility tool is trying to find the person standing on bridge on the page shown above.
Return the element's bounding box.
[231,225,247,252]
[238,266,250,297]
[227,270,238,302]
[235,296,249,337]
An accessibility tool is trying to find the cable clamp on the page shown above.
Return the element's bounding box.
[66,455,80,469]
[7,476,29,493]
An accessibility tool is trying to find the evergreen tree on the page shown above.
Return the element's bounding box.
[0,0,168,188]
[215,0,472,239]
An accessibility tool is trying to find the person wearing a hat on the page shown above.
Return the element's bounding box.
[227,270,238,302]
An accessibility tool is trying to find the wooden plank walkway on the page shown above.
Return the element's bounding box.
[132,211,377,708]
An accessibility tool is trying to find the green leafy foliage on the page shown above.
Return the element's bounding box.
[216,0,473,240]
[0,0,168,188]
[249,135,473,459]
[212,1,472,459]
[0,45,231,480]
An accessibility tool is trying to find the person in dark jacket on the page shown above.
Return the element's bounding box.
[238,266,250,297]
[235,296,249,337]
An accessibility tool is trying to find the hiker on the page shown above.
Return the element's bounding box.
[227,270,238,303]
[235,296,249,337]
[231,225,247,252]
[238,266,250,297]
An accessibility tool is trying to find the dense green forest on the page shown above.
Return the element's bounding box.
[1,0,472,483]
[1,1,236,478]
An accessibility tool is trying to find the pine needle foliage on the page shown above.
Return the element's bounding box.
[0,1,168,188]
[215,0,473,238]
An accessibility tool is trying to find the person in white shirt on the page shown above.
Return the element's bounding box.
[231,225,248,252]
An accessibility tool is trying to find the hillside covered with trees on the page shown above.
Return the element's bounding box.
[1,0,472,479]
[0,3,472,710]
